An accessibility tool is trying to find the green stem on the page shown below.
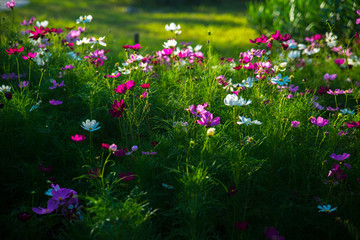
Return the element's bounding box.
[36,70,44,102]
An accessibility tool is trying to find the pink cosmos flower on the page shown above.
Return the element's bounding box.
[323,73,337,81]
[107,72,121,78]
[71,134,86,142]
[61,65,75,70]
[330,153,350,161]
[102,143,110,150]
[114,84,127,94]
[357,9,360,25]
[18,81,29,88]
[197,112,220,127]
[125,80,135,90]
[22,52,37,60]
[49,99,63,105]
[5,0,16,9]
[334,59,345,65]
[32,198,59,215]
[6,46,24,55]
[291,121,300,128]
[310,116,328,127]
[347,120,360,128]
[140,91,147,99]
[49,80,65,90]
[264,226,285,240]
[141,151,157,155]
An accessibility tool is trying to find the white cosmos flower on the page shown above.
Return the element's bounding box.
[325,32,338,48]
[223,78,235,92]
[76,15,93,24]
[36,20,49,27]
[163,39,177,49]
[224,94,251,106]
[76,37,90,45]
[165,22,181,32]
[237,116,262,125]
[0,85,11,93]
[81,119,101,132]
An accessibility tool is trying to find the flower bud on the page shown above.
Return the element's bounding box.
[207,127,216,137]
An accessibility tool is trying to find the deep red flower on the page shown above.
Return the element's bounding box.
[228,185,238,196]
[109,99,126,118]
[151,141,159,146]
[235,221,249,230]
[119,172,136,181]
[17,212,33,222]
[39,163,52,172]
[140,83,150,89]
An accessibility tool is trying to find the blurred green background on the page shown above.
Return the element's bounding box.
[7,0,257,57]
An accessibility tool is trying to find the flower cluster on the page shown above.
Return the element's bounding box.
[33,184,82,221]
[185,103,220,127]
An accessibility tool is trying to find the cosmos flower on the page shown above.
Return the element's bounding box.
[32,199,59,215]
[80,119,101,132]
[291,121,300,128]
[197,112,220,127]
[71,134,86,142]
[237,116,262,125]
[76,15,93,24]
[310,116,328,127]
[49,99,63,105]
[224,94,252,106]
[318,204,337,213]
[330,153,350,161]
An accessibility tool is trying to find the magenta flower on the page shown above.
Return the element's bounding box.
[49,99,63,105]
[330,153,350,161]
[22,52,37,60]
[141,151,157,155]
[49,80,65,89]
[39,163,52,172]
[51,187,77,203]
[32,198,59,215]
[311,116,328,127]
[5,46,24,55]
[5,0,16,9]
[114,84,127,94]
[107,72,121,78]
[291,121,300,128]
[228,185,238,196]
[334,59,345,65]
[140,91,147,99]
[102,143,110,150]
[357,9,360,25]
[264,226,285,240]
[125,80,135,90]
[18,81,29,88]
[71,134,86,142]
[119,172,136,181]
[326,106,338,111]
[109,99,126,118]
[61,65,75,70]
[347,120,360,128]
[197,112,220,127]
[323,73,337,81]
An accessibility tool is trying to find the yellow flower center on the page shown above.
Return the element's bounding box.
[89,127,92,130]
[59,197,63,200]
